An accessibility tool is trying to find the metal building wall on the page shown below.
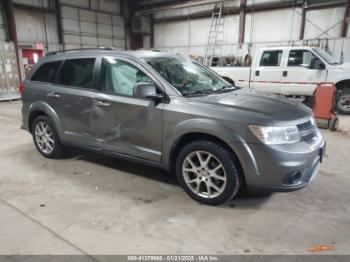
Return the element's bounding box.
[304,7,345,39]
[60,0,125,49]
[13,0,59,51]
[150,1,350,63]
[14,8,60,51]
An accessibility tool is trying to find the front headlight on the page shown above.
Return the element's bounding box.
[249,125,300,145]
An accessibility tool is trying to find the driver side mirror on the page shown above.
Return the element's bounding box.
[133,82,167,103]
[310,58,325,70]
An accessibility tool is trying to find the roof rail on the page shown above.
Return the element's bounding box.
[45,47,117,56]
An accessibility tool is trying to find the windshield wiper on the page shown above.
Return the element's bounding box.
[182,89,212,97]
[211,85,237,94]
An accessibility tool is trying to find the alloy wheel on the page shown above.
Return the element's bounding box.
[34,121,55,154]
[182,151,227,199]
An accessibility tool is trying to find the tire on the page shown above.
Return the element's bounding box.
[176,140,242,206]
[31,115,64,159]
[329,117,339,131]
[336,88,350,115]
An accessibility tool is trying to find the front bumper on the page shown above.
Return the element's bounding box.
[231,132,325,192]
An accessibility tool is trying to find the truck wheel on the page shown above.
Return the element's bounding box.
[176,140,242,206]
[337,89,350,115]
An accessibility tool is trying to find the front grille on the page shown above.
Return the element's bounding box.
[297,120,317,144]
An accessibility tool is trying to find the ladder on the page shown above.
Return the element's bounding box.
[203,2,224,67]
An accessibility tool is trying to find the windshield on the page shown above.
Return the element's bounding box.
[145,56,235,96]
[312,48,339,65]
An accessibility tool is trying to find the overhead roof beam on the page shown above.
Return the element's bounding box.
[152,1,304,23]
[151,0,347,23]
[12,2,55,13]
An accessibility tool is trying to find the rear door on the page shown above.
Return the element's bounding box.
[251,49,283,94]
[93,56,164,163]
[281,49,327,95]
[51,57,100,148]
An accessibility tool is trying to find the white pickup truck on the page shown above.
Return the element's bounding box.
[212,46,350,114]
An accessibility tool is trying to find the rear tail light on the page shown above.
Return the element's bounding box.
[18,83,25,95]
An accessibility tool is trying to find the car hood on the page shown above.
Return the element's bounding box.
[188,88,312,123]
[337,62,350,70]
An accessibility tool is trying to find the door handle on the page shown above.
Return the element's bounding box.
[283,70,288,77]
[47,91,60,98]
[96,100,111,107]
[255,70,260,76]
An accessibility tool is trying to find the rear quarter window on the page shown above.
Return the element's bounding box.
[31,61,62,83]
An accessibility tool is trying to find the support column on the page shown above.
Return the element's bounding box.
[150,14,154,48]
[299,0,306,40]
[341,0,350,37]
[54,0,63,48]
[238,0,246,45]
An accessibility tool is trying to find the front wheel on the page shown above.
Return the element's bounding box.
[337,89,350,115]
[176,140,242,206]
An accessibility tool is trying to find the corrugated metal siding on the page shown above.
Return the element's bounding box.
[14,8,59,50]
[60,0,125,49]
[304,7,345,39]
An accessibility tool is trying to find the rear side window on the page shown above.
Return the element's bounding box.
[57,58,95,89]
[31,61,61,83]
[260,50,283,67]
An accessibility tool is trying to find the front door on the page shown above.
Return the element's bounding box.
[251,49,283,94]
[281,49,327,96]
[93,57,163,163]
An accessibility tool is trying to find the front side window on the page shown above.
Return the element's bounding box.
[288,50,317,67]
[260,50,283,67]
[145,56,234,96]
[100,58,152,96]
[31,61,62,83]
[57,58,95,89]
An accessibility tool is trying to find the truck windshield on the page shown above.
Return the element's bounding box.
[312,48,339,65]
[145,56,235,96]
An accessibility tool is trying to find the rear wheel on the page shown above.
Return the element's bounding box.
[176,140,242,205]
[32,115,64,158]
[337,88,350,115]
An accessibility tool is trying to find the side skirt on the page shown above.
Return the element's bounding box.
[63,142,166,170]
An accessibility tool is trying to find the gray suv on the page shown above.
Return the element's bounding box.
[21,49,326,205]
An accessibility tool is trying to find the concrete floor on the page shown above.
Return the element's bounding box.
[0,100,350,255]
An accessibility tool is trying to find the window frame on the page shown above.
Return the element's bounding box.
[31,60,63,84]
[53,57,99,91]
[96,55,167,101]
[287,49,317,68]
[259,50,283,67]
